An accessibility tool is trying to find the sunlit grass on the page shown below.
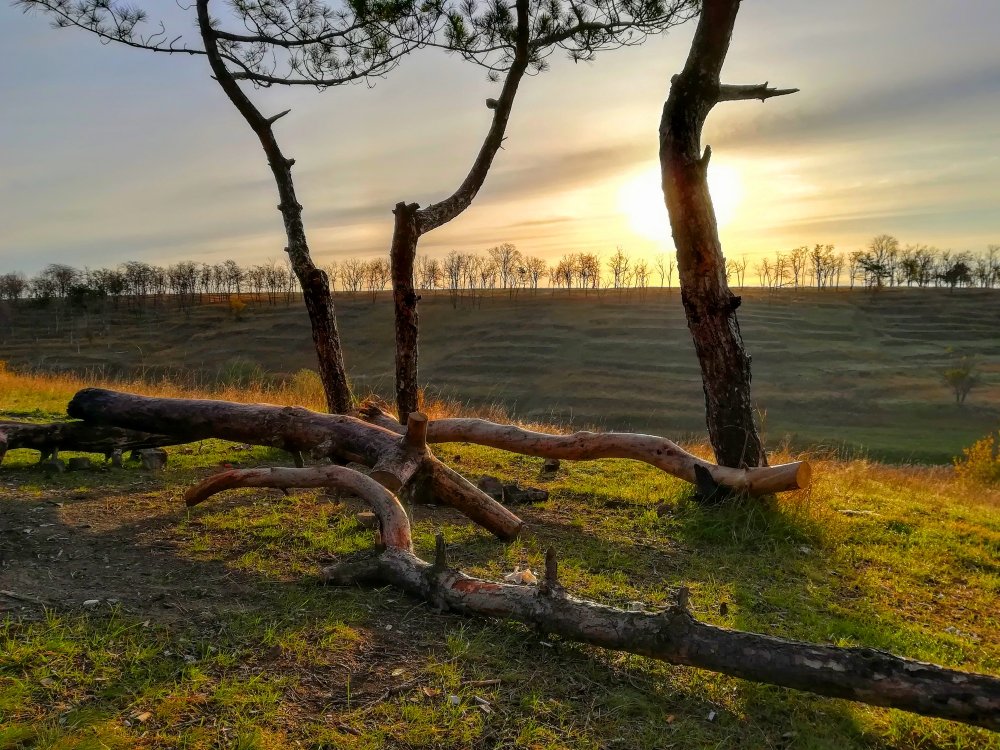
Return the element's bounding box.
[2,370,999,748]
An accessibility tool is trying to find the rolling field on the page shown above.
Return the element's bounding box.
[1,288,998,463]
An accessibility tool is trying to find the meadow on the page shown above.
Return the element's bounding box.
[2,287,998,464]
[2,363,1000,749]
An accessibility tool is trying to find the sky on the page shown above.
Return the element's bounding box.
[1,1,999,275]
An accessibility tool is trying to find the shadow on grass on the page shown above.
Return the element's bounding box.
[1,453,993,748]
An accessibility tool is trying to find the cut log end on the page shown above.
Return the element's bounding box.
[405,412,429,450]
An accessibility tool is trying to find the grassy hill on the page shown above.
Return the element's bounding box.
[1,369,999,749]
[2,287,997,463]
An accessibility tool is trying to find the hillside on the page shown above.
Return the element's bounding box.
[2,288,998,463]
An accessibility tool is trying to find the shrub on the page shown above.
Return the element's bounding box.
[228,296,247,321]
[954,432,1000,485]
[287,368,325,408]
[220,357,267,388]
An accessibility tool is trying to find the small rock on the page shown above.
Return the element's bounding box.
[541,458,560,473]
[501,483,549,505]
[66,457,92,472]
[82,599,101,608]
[707,710,717,722]
[139,449,168,471]
[477,475,504,500]
[355,512,379,530]
[627,601,645,612]
[448,694,461,706]
[40,458,66,475]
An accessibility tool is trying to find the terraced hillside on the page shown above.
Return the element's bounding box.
[1,288,997,462]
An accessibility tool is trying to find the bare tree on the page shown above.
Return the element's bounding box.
[524,256,547,291]
[16,0,435,413]
[608,247,631,290]
[364,259,391,302]
[386,0,698,421]
[339,258,366,294]
[659,0,797,471]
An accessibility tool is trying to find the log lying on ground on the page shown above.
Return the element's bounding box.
[67,388,523,540]
[0,419,177,465]
[359,403,810,495]
[188,465,1000,731]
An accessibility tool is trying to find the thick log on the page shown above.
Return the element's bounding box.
[0,419,177,465]
[186,463,1000,730]
[67,389,523,539]
[359,404,809,495]
[326,546,1000,731]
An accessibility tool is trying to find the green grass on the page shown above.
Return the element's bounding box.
[2,375,999,748]
[2,287,999,463]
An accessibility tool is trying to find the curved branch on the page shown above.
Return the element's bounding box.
[415,0,532,235]
[184,465,412,550]
[359,404,810,495]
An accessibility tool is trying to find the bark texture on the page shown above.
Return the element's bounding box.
[187,463,1000,731]
[359,403,809,494]
[659,0,795,469]
[66,388,523,539]
[391,202,421,422]
[196,0,351,413]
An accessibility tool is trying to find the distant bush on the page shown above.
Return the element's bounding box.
[954,432,1000,485]
[288,368,324,407]
[942,354,980,404]
[228,296,247,321]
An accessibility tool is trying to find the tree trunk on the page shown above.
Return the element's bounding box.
[388,0,531,424]
[196,0,352,414]
[391,202,421,423]
[659,0,795,469]
[66,388,524,540]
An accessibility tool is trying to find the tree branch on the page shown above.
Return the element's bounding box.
[358,402,810,495]
[718,81,799,102]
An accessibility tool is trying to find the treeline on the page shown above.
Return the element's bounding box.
[2,237,998,311]
[748,236,1000,290]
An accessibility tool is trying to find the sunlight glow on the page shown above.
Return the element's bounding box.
[617,163,744,242]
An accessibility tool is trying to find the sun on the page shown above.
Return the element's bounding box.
[617,163,744,241]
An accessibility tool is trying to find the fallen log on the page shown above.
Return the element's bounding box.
[188,465,1000,731]
[0,419,177,465]
[66,388,523,540]
[359,403,810,495]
